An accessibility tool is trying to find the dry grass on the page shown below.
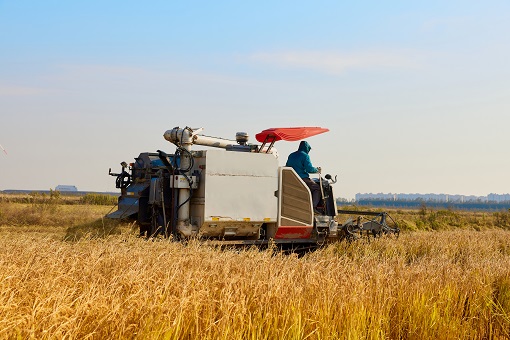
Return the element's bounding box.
[0,201,509,339]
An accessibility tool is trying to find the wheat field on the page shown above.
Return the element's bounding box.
[0,198,509,339]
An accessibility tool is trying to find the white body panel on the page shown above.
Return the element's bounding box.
[204,150,278,220]
[190,149,279,238]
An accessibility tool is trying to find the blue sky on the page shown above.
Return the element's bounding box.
[1,1,509,199]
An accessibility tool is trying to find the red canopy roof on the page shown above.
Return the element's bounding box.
[255,127,329,143]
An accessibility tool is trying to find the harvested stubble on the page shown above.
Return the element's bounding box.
[0,230,509,339]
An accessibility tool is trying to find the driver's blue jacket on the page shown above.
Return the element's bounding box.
[285,141,318,179]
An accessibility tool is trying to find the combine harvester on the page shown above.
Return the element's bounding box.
[107,126,399,248]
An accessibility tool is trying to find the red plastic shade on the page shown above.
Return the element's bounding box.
[255,127,329,143]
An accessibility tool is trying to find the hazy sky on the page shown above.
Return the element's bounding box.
[1,1,509,199]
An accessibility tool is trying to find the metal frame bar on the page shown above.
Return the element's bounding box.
[258,134,277,153]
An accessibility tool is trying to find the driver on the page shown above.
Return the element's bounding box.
[286,141,321,214]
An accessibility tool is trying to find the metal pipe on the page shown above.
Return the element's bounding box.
[163,127,196,237]
[164,127,279,157]
[163,127,236,149]
[337,210,387,217]
[192,134,237,148]
[178,130,193,237]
